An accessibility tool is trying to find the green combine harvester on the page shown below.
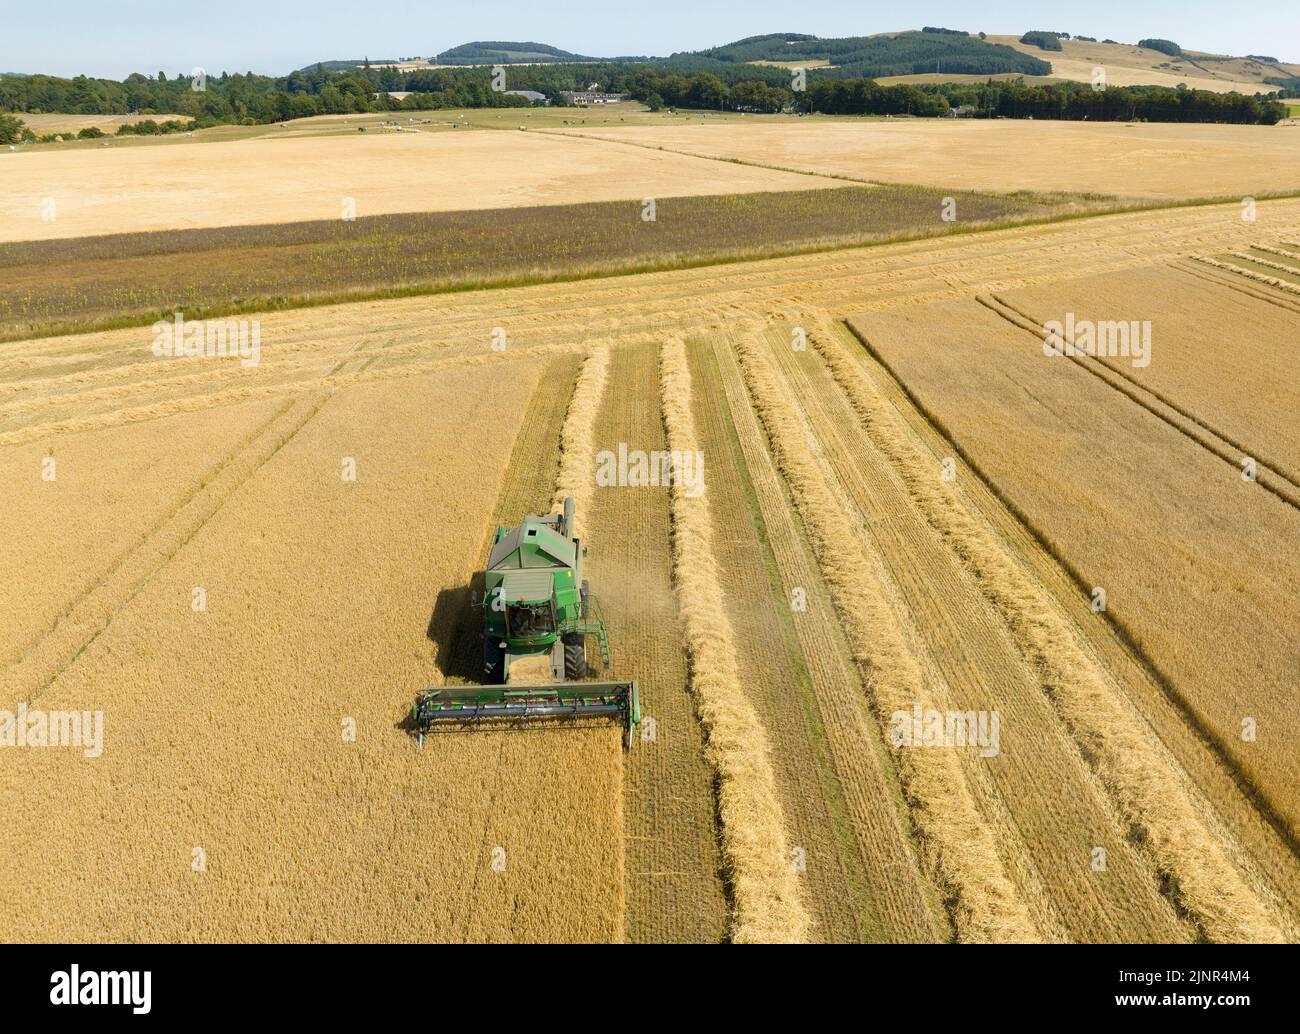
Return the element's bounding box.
[413,498,641,748]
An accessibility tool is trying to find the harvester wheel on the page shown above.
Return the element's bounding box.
[563,635,588,679]
[483,639,505,683]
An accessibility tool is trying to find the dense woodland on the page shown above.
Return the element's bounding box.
[694,30,1051,77]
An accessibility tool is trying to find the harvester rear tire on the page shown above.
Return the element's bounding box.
[563,635,588,680]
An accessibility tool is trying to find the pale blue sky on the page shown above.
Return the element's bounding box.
[3,0,1296,78]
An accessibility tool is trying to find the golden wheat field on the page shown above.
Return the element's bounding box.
[0,130,843,242]
[4,107,1300,946]
[555,119,1300,199]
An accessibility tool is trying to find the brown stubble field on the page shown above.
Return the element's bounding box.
[4,107,1300,943]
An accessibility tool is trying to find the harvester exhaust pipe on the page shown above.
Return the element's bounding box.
[560,496,575,539]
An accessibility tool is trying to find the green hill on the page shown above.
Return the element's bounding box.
[297,59,399,72]
[695,30,1051,77]
[434,41,597,65]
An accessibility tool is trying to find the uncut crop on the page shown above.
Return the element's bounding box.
[0,365,626,941]
[853,295,1300,849]
[815,317,1283,943]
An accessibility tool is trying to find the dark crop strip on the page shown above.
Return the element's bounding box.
[0,184,1068,339]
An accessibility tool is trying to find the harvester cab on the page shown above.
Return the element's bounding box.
[413,498,640,748]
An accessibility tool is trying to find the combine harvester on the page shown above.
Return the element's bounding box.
[414,498,641,748]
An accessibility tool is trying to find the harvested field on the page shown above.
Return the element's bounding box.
[685,333,946,943]
[659,338,807,943]
[9,112,195,134]
[6,193,1300,943]
[806,316,1282,942]
[588,342,729,942]
[731,327,1037,942]
[0,129,842,242]
[555,120,1300,199]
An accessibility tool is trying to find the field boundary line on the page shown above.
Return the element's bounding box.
[815,316,1284,942]
[844,320,1300,872]
[535,127,868,186]
[660,336,809,944]
[980,293,1300,508]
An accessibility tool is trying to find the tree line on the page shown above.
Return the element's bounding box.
[622,71,1285,124]
[0,66,553,128]
[0,57,1287,135]
[928,78,1287,124]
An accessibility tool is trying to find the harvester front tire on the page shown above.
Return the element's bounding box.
[483,639,505,683]
[563,636,588,680]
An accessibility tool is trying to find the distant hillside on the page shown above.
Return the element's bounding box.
[694,30,1051,77]
[434,41,597,65]
[989,35,1300,94]
[304,30,1298,88]
[299,59,400,72]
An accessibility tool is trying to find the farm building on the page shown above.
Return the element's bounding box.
[561,90,628,105]
[505,89,549,104]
